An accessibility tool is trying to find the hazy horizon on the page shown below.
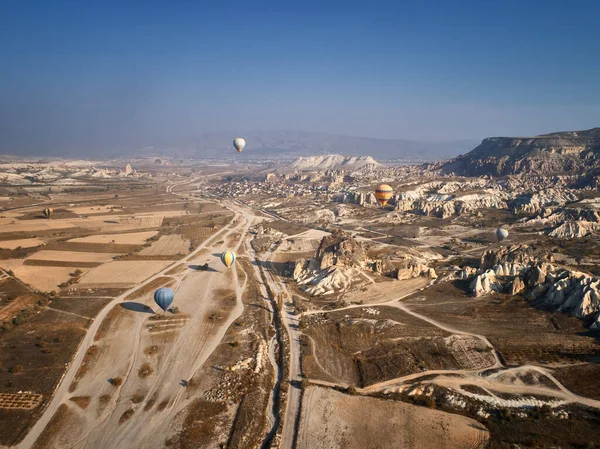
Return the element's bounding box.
[1,0,599,155]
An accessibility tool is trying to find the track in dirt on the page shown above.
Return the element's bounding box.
[17,189,254,449]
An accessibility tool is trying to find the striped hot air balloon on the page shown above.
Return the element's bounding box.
[220,250,236,269]
[374,184,393,207]
[43,208,53,219]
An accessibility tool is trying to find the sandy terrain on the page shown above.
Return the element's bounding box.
[74,216,165,231]
[0,259,85,291]
[78,260,175,287]
[0,211,185,236]
[0,238,45,249]
[0,220,76,234]
[278,234,322,253]
[69,231,158,245]
[139,234,190,256]
[297,386,488,449]
[17,202,252,449]
[27,250,120,263]
[67,205,118,215]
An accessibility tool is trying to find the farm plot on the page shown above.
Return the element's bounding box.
[0,277,39,322]
[0,309,89,446]
[69,231,158,245]
[26,250,120,264]
[139,234,190,256]
[0,239,45,250]
[0,393,43,410]
[78,260,173,288]
[0,220,76,234]
[297,387,488,449]
[67,205,118,215]
[0,259,83,292]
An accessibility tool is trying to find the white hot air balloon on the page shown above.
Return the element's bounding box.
[233,137,246,153]
[496,228,509,242]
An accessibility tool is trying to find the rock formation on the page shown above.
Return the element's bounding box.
[454,244,600,328]
[289,154,380,171]
[549,221,600,239]
[439,127,600,179]
[292,230,369,296]
[292,230,437,297]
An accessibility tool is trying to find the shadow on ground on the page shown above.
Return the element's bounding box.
[120,301,155,313]
[188,264,219,272]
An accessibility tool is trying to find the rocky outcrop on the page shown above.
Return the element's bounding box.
[548,221,599,239]
[289,154,380,171]
[544,271,600,324]
[480,244,548,271]
[396,263,430,280]
[292,230,369,296]
[470,270,504,297]
[292,230,437,296]
[334,191,379,207]
[439,128,600,178]
[455,244,600,328]
[315,230,367,269]
[0,162,149,184]
[512,189,579,214]
[335,175,586,219]
[524,205,600,226]
[510,277,526,295]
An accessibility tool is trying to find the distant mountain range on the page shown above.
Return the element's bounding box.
[126,130,479,162]
[438,127,600,177]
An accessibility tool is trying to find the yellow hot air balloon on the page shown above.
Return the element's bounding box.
[374,184,393,207]
[220,250,236,269]
[43,208,53,219]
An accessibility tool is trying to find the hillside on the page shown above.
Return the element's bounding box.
[439,128,600,177]
[288,155,380,171]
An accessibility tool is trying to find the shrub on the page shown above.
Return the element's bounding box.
[10,365,24,374]
[110,377,123,386]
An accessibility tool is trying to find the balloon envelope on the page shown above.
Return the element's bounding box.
[154,287,174,312]
[221,250,236,269]
[43,208,53,219]
[374,184,393,207]
[496,228,509,241]
[233,138,246,153]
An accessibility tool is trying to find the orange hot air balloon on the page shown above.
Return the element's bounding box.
[374,184,393,207]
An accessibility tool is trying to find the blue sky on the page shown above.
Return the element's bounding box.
[1,0,599,153]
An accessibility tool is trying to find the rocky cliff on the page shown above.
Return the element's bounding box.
[439,128,600,177]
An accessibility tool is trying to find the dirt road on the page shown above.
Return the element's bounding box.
[17,198,252,449]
